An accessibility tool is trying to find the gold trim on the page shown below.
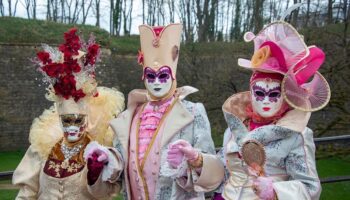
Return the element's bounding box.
[241,139,266,177]
[281,71,331,112]
[134,103,149,200]
[135,98,178,200]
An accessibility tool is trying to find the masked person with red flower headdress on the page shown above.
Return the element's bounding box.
[12,28,125,199]
[213,21,331,200]
[109,23,224,200]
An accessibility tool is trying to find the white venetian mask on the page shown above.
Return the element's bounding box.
[60,114,87,143]
[251,80,283,118]
[144,66,173,98]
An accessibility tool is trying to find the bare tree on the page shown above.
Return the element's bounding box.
[291,0,301,26]
[167,0,175,23]
[71,0,81,23]
[232,0,241,40]
[112,0,122,35]
[7,0,11,16]
[123,0,133,35]
[195,0,211,42]
[312,0,321,26]
[225,0,231,41]
[82,0,93,24]
[178,0,193,42]
[47,0,59,22]
[250,0,264,32]
[46,0,51,20]
[243,0,252,33]
[305,0,311,26]
[208,0,218,41]
[343,0,350,47]
[32,0,36,18]
[327,0,335,24]
[22,0,37,19]
[95,0,100,27]
[65,0,74,23]
[60,0,64,22]
[7,0,19,16]
[0,0,4,16]
[110,0,114,33]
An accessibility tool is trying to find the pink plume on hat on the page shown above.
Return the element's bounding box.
[238,21,309,74]
[293,46,325,85]
[259,41,288,74]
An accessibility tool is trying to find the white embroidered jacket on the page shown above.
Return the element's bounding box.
[109,86,224,200]
[219,92,321,200]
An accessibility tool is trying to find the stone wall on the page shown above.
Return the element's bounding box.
[0,42,346,151]
[0,44,249,150]
[0,45,142,151]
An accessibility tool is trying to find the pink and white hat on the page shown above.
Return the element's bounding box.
[239,21,331,112]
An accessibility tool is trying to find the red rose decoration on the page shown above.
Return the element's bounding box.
[59,28,81,55]
[53,74,79,100]
[64,58,81,73]
[72,89,86,102]
[85,44,100,66]
[88,44,99,56]
[37,28,98,101]
[42,63,64,78]
[37,51,52,65]
[63,28,80,46]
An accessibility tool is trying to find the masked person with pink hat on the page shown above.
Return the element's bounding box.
[109,23,224,200]
[12,28,125,199]
[214,21,331,200]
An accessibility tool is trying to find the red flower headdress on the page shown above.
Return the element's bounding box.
[35,28,100,102]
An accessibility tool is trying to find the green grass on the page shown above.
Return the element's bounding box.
[317,155,350,200]
[0,17,139,54]
[317,155,350,177]
[0,151,24,171]
[3,17,348,57]
[0,189,18,200]
[0,17,250,56]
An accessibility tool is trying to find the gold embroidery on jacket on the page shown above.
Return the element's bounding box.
[48,160,83,178]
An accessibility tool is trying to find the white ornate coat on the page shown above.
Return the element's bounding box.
[12,87,125,200]
[109,86,224,200]
[12,144,122,200]
[219,92,321,200]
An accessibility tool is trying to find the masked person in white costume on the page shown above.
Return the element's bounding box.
[109,23,224,200]
[12,28,125,199]
[214,21,331,200]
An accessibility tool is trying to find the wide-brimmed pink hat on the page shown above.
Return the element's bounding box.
[238,21,331,112]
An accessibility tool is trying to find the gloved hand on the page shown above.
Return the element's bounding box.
[86,146,109,185]
[253,176,276,200]
[212,192,225,200]
[167,139,199,168]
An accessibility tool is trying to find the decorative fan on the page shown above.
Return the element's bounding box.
[282,46,330,112]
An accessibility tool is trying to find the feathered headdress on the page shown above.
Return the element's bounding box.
[238,21,330,112]
[35,28,100,103]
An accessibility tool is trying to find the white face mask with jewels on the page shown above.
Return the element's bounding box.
[144,67,173,98]
[251,80,283,118]
[60,114,87,143]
